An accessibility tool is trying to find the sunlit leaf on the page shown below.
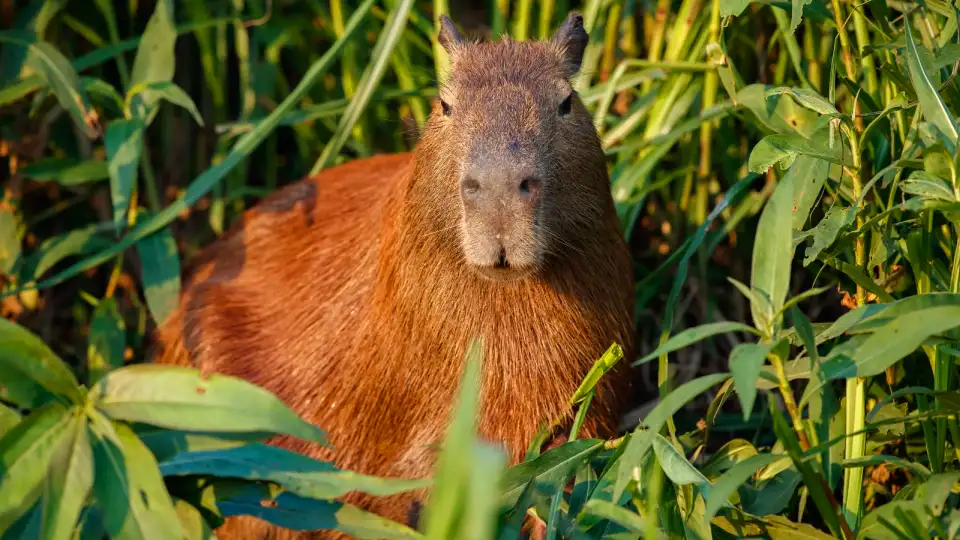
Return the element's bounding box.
[903,19,958,143]
[0,318,81,407]
[751,165,796,330]
[0,208,20,276]
[729,341,776,420]
[633,322,760,366]
[134,215,181,326]
[39,413,93,540]
[104,118,144,234]
[90,364,327,445]
[129,0,175,110]
[87,297,126,385]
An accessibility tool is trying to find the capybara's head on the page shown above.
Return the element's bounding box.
[420,12,610,282]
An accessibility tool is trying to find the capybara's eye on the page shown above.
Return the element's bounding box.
[441,100,452,116]
[558,93,573,116]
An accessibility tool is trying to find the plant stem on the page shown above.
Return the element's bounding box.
[842,132,867,531]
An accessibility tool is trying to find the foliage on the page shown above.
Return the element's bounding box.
[3,0,960,538]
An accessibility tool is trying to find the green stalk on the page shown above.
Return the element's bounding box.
[331,0,367,149]
[537,0,556,40]
[641,0,671,93]
[432,0,450,79]
[842,133,866,531]
[493,0,509,38]
[230,0,254,216]
[851,7,878,98]
[696,0,720,226]
[512,0,532,41]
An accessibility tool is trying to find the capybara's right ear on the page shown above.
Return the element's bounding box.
[438,15,465,54]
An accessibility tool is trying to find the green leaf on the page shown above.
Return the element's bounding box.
[903,19,958,143]
[751,167,796,331]
[902,171,956,202]
[18,223,114,284]
[158,443,430,500]
[652,434,712,493]
[498,438,604,507]
[134,217,181,326]
[0,317,81,407]
[90,364,327,445]
[90,416,182,540]
[135,427,265,462]
[730,341,776,420]
[310,0,416,174]
[571,342,623,404]
[423,339,483,538]
[748,132,854,173]
[129,81,204,127]
[19,158,109,186]
[704,453,781,522]
[740,467,803,516]
[787,156,830,230]
[39,412,93,540]
[0,405,21,438]
[213,482,424,538]
[633,322,759,366]
[0,403,72,531]
[104,118,145,234]
[173,499,215,540]
[802,205,850,266]
[790,0,812,35]
[0,208,20,276]
[129,0,175,109]
[87,297,126,385]
[579,499,647,532]
[820,306,960,380]
[610,373,731,501]
[767,86,838,115]
[0,32,99,138]
[462,442,508,540]
[719,0,752,18]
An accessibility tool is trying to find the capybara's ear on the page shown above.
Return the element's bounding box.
[551,12,588,78]
[438,14,466,55]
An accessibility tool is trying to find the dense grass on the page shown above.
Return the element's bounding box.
[1,0,960,537]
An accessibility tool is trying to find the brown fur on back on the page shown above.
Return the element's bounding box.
[152,24,635,540]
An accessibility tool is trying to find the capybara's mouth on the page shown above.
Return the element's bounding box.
[471,261,534,283]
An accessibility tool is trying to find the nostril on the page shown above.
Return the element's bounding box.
[518,177,541,196]
[496,247,509,268]
[461,178,481,198]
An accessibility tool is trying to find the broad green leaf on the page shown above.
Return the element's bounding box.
[422,338,482,538]
[704,453,781,522]
[87,297,126,385]
[129,0,175,109]
[846,293,960,341]
[719,0,752,17]
[90,417,182,540]
[158,443,430,500]
[104,118,144,233]
[0,318,81,407]
[740,467,802,516]
[652,434,712,494]
[0,405,21,437]
[571,342,623,404]
[580,499,648,532]
[751,167,796,331]
[213,482,423,538]
[19,158,109,186]
[39,413,93,540]
[787,156,830,230]
[129,81,204,127]
[902,171,956,202]
[0,208,20,275]
[136,427,264,463]
[713,514,834,539]
[819,306,960,380]
[134,217,181,325]
[903,19,958,143]
[0,32,99,138]
[499,438,604,507]
[90,364,327,445]
[748,132,853,173]
[633,322,759,366]
[730,341,776,420]
[0,403,72,531]
[767,86,838,115]
[699,439,760,478]
[13,0,377,295]
[841,455,930,480]
[736,84,820,137]
[802,205,850,266]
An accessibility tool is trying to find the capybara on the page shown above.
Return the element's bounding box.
[151,12,635,539]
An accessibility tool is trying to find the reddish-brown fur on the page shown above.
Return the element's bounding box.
[151,14,635,539]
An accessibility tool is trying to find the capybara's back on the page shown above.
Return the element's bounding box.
[152,12,636,539]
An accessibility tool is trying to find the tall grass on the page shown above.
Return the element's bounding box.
[1,0,960,537]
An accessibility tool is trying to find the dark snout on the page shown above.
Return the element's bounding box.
[459,163,544,277]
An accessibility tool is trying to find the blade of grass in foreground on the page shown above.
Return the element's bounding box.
[0,0,378,299]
